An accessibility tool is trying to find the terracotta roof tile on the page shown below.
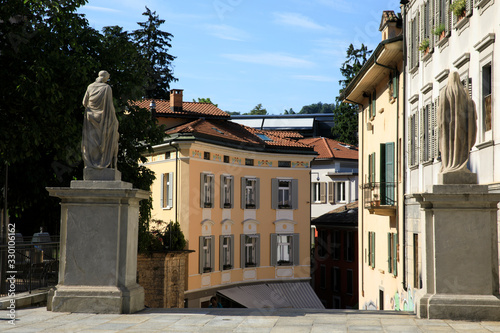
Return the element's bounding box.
[259,130,304,139]
[299,137,358,160]
[167,119,314,151]
[131,99,230,118]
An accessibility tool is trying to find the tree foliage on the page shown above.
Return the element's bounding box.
[132,7,177,99]
[330,43,372,146]
[0,1,171,237]
[193,97,218,107]
[245,103,267,115]
[299,102,335,114]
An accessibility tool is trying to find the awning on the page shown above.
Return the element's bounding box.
[217,282,325,309]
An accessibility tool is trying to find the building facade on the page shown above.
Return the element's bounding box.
[402,0,499,312]
[299,137,358,218]
[341,11,406,311]
[140,91,318,307]
[311,203,358,309]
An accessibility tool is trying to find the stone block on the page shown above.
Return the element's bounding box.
[437,171,477,185]
[83,167,121,181]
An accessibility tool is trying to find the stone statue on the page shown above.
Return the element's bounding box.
[82,70,119,171]
[437,71,477,184]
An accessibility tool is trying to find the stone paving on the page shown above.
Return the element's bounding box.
[2,306,500,332]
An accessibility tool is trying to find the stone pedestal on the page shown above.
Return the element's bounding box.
[413,184,500,320]
[46,179,149,313]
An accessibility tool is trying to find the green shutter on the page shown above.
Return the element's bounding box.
[388,233,392,273]
[385,142,395,205]
[393,75,398,99]
[380,144,386,204]
[168,172,173,208]
[393,233,398,276]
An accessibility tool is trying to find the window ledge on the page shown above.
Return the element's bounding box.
[437,36,449,49]
[409,164,419,171]
[162,206,173,210]
[409,64,419,75]
[454,16,470,33]
[422,159,434,167]
[476,140,494,150]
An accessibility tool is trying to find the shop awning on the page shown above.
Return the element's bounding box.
[217,282,325,309]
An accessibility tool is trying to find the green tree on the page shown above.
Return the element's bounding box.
[0,1,167,238]
[284,108,296,114]
[193,97,218,107]
[331,43,372,146]
[299,102,335,114]
[246,103,267,115]
[132,6,177,99]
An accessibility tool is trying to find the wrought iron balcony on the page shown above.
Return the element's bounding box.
[362,182,397,216]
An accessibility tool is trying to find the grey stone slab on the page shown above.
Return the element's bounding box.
[384,325,424,332]
[204,316,245,328]
[275,317,314,326]
[270,326,311,333]
[238,317,279,328]
[90,322,136,330]
[234,328,272,333]
[311,324,347,332]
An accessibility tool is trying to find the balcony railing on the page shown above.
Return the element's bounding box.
[363,182,396,215]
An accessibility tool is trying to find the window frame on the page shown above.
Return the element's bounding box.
[199,235,215,274]
[312,182,326,204]
[270,233,300,266]
[368,231,375,268]
[219,235,234,271]
[200,173,215,208]
[240,234,260,268]
[220,175,234,209]
[271,178,299,210]
[241,177,260,209]
[161,172,173,209]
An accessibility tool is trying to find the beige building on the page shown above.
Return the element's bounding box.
[139,91,321,308]
[341,11,405,310]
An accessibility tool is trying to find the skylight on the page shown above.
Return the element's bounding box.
[256,133,272,141]
[212,127,224,135]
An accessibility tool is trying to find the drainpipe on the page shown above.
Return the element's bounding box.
[400,0,408,292]
[169,141,180,223]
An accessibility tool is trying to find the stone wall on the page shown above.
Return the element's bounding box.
[137,252,189,308]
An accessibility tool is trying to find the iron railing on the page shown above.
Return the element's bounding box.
[362,182,397,208]
[0,238,60,296]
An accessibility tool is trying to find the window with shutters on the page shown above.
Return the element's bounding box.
[328,182,335,204]
[408,113,419,167]
[409,15,419,70]
[345,231,355,262]
[347,269,353,295]
[161,172,173,209]
[380,142,395,205]
[414,233,421,288]
[482,63,492,134]
[200,173,214,208]
[271,178,298,210]
[220,235,234,270]
[271,233,300,266]
[241,177,259,209]
[312,182,326,204]
[368,231,375,268]
[241,234,260,268]
[388,71,399,102]
[332,266,341,292]
[220,175,234,209]
[368,153,376,184]
[335,182,346,202]
[199,236,214,273]
[420,105,432,163]
[320,265,326,289]
[331,230,341,260]
[388,233,398,277]
[431,99,439,159]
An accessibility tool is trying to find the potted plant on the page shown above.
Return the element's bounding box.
[418,39,430,55]
[432,23,446,40]
[450,0,466,20]
[372,194,380,207]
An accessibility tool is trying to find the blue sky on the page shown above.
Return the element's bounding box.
[78,0,402,114]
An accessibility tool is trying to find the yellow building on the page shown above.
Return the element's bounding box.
[139,90,319,307]
[341,11,405,310]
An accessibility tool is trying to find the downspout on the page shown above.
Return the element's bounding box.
[169,141,180,222]
[400,0,408,292]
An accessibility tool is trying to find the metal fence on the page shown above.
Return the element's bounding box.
[362,182,397,208]
[0,237,60,296]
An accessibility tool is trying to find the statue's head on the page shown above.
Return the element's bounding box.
[96,70,110,83]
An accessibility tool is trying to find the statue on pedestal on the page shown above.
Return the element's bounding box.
[82,70,119,171]
[437,71,477,184]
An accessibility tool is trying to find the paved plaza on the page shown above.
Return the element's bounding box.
[2,306,500,332]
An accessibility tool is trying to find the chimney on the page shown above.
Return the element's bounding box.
[379,11,401,41]
[170,89,183,111]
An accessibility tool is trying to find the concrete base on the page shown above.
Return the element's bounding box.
[50,285,144,314]
[419,294,500,321]
[413,185,500,321]
[438,170,477,184]
[84,167,121,181]
[47,180,149,314]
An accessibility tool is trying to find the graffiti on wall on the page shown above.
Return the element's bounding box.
[362,287,415,311]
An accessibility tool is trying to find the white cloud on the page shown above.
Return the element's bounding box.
[273,12,325,30]
[84,6,121,13]
[222,52,315,68]
[292,75,335,82]
[316,0,356,13]
[205,24,250,41]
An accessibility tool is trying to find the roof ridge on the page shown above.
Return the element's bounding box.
[323,137,335,159]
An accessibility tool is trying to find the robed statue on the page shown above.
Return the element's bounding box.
[438,71,477,183]
[82,70,119,171]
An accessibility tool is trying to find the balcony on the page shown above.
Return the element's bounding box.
[363,182,396,216]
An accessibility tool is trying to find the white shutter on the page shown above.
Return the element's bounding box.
[419,108,425,163]
[168,172,173,208]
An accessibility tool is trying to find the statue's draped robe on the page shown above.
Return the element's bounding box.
[438,72,477,173]
[82,81,119,169]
